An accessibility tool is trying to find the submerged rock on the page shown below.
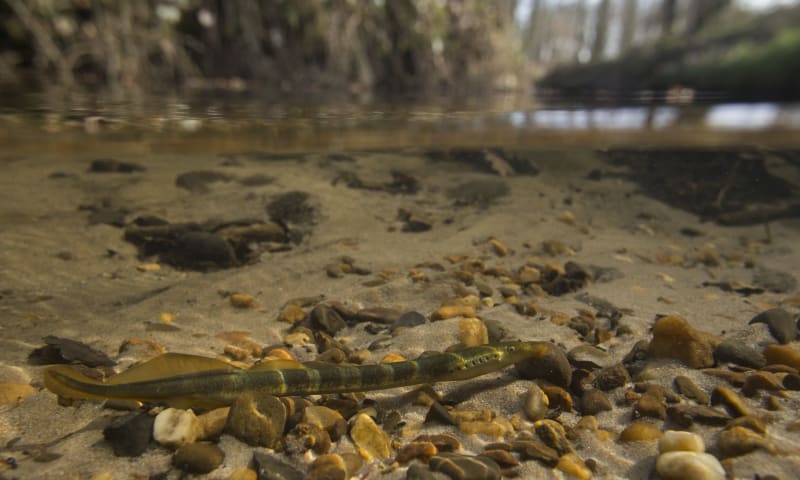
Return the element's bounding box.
[749,308,797,344]
[647,316,717,368]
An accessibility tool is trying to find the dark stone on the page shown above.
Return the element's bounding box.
[752,268,797,294]
[406,463,450,480]
[667,404,730,427]
[511,440,559,467]
[540,261,591,296]
[172,443,224,473]
[353,307,403,325]
[238,174,275,186]
[253,450,305,480]
[425,401,457,426]
[103,412,154,457]
[579,389,612,415]
[715,339,767,368]
[29,336,115,367]
[175,170,231,192]
[429,453,502,480]
[568,345,615,370]
[783,373,800,390]
[267,191,316,225]
[633,393,666,420]
[515,343,572,388]
[88,159,145,173]
[749,308,797,344]
[593,363,630,391]
[447,179,509,208]
[173,231,237,269]
[392,311,427,331]
[310,304,347,336]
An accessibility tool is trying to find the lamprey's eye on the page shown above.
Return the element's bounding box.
[507,345,516,352]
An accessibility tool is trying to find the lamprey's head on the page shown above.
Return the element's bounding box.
[503,341,550,364]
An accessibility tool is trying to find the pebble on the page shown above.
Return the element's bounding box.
[673,376,709,404]
[658,430,705,453]
[102,411,154,457]
[153,408,200,448]
[225,393,286,448]
[717,426,774,458]
[310,304,347,335]
[406,464,451,480]
[517,265,541,284]
[763,344,800,369]
[392,311,427,331]
[540,385,573,412]
[228,468,258,480]
[432,305,476,321]
[277,304,306,324]
[252,450,304,480]
[556,453,592,480]
[197,407,231,440]
[429,453,502,480]
[350,413,392,460]
[175,231,237,268]
[783,372,800,390]
[484,319,507,343]
[303,405,345,438]
[459,318,488,347]
[459,420,508,439]
[618,422,662,442]
[173,442,224,474]
[667,404,730,427]
[534,419,572,455]
[593,363,630,391]
[284,422,331,454]
[655,451,725,480]
[523,384,549,421]
[230,293,258,308]
[397,441,438,463]
[426,401,458,426]
[714,340,766,369]
[415,433,462,452]
[749,308,797,343]
[0,382,35,405]
[634,392,666,420]
[742,371,783,396]
[515,343,572,388]
[568,345,615,370]
[647,316,717,368]
[480,449,518,467]
[511,440,559,466]
[308,454,347,480]
[710,386,751,417]
[579,389,612,415]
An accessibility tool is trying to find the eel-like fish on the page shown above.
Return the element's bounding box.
[43,341,549,409]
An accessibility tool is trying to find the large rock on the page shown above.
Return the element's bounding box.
[647,316,718,368]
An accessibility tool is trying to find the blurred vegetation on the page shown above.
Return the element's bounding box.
[0,0,521,98]
[538,3,800,101]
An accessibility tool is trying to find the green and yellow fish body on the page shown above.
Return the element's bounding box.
[43,341,549,409]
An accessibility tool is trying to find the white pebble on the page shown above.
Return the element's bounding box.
[656,451,725,480]
[153,408,200,448]
[658,430,705,453]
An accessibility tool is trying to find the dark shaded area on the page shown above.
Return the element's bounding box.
[124,218,290,270]
[28,336,115,367]
[539,7,800,101]
[603,149,800,225]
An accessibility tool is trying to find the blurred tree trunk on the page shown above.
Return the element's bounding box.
[620,0,638,51]
[687,0,730,36]
[574,0,588,62]
[661,0,676,37]
[591,0,610,61]
[523,0,544,60]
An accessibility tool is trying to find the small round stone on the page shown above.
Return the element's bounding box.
[230,293,258,308]
[655,451,725,480]
[658,430,705,453]
[153,408,200,448]
[534,419,572,455]
[556,453,592,480]
[228,468,258,480]
[172,442,224,474]
[634,392,666,420]
[710,386,751,417]
[396,441,438,463]
[593,363,630,391]
[540,385,573,412]
[350,413,392,460]
[432,305,476,321]
[523,383,549,421]
[102,411,154,457]
[714,340,766,369]
[579,389,612,415]
[619,422,662,442]
[197,407,231,440]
